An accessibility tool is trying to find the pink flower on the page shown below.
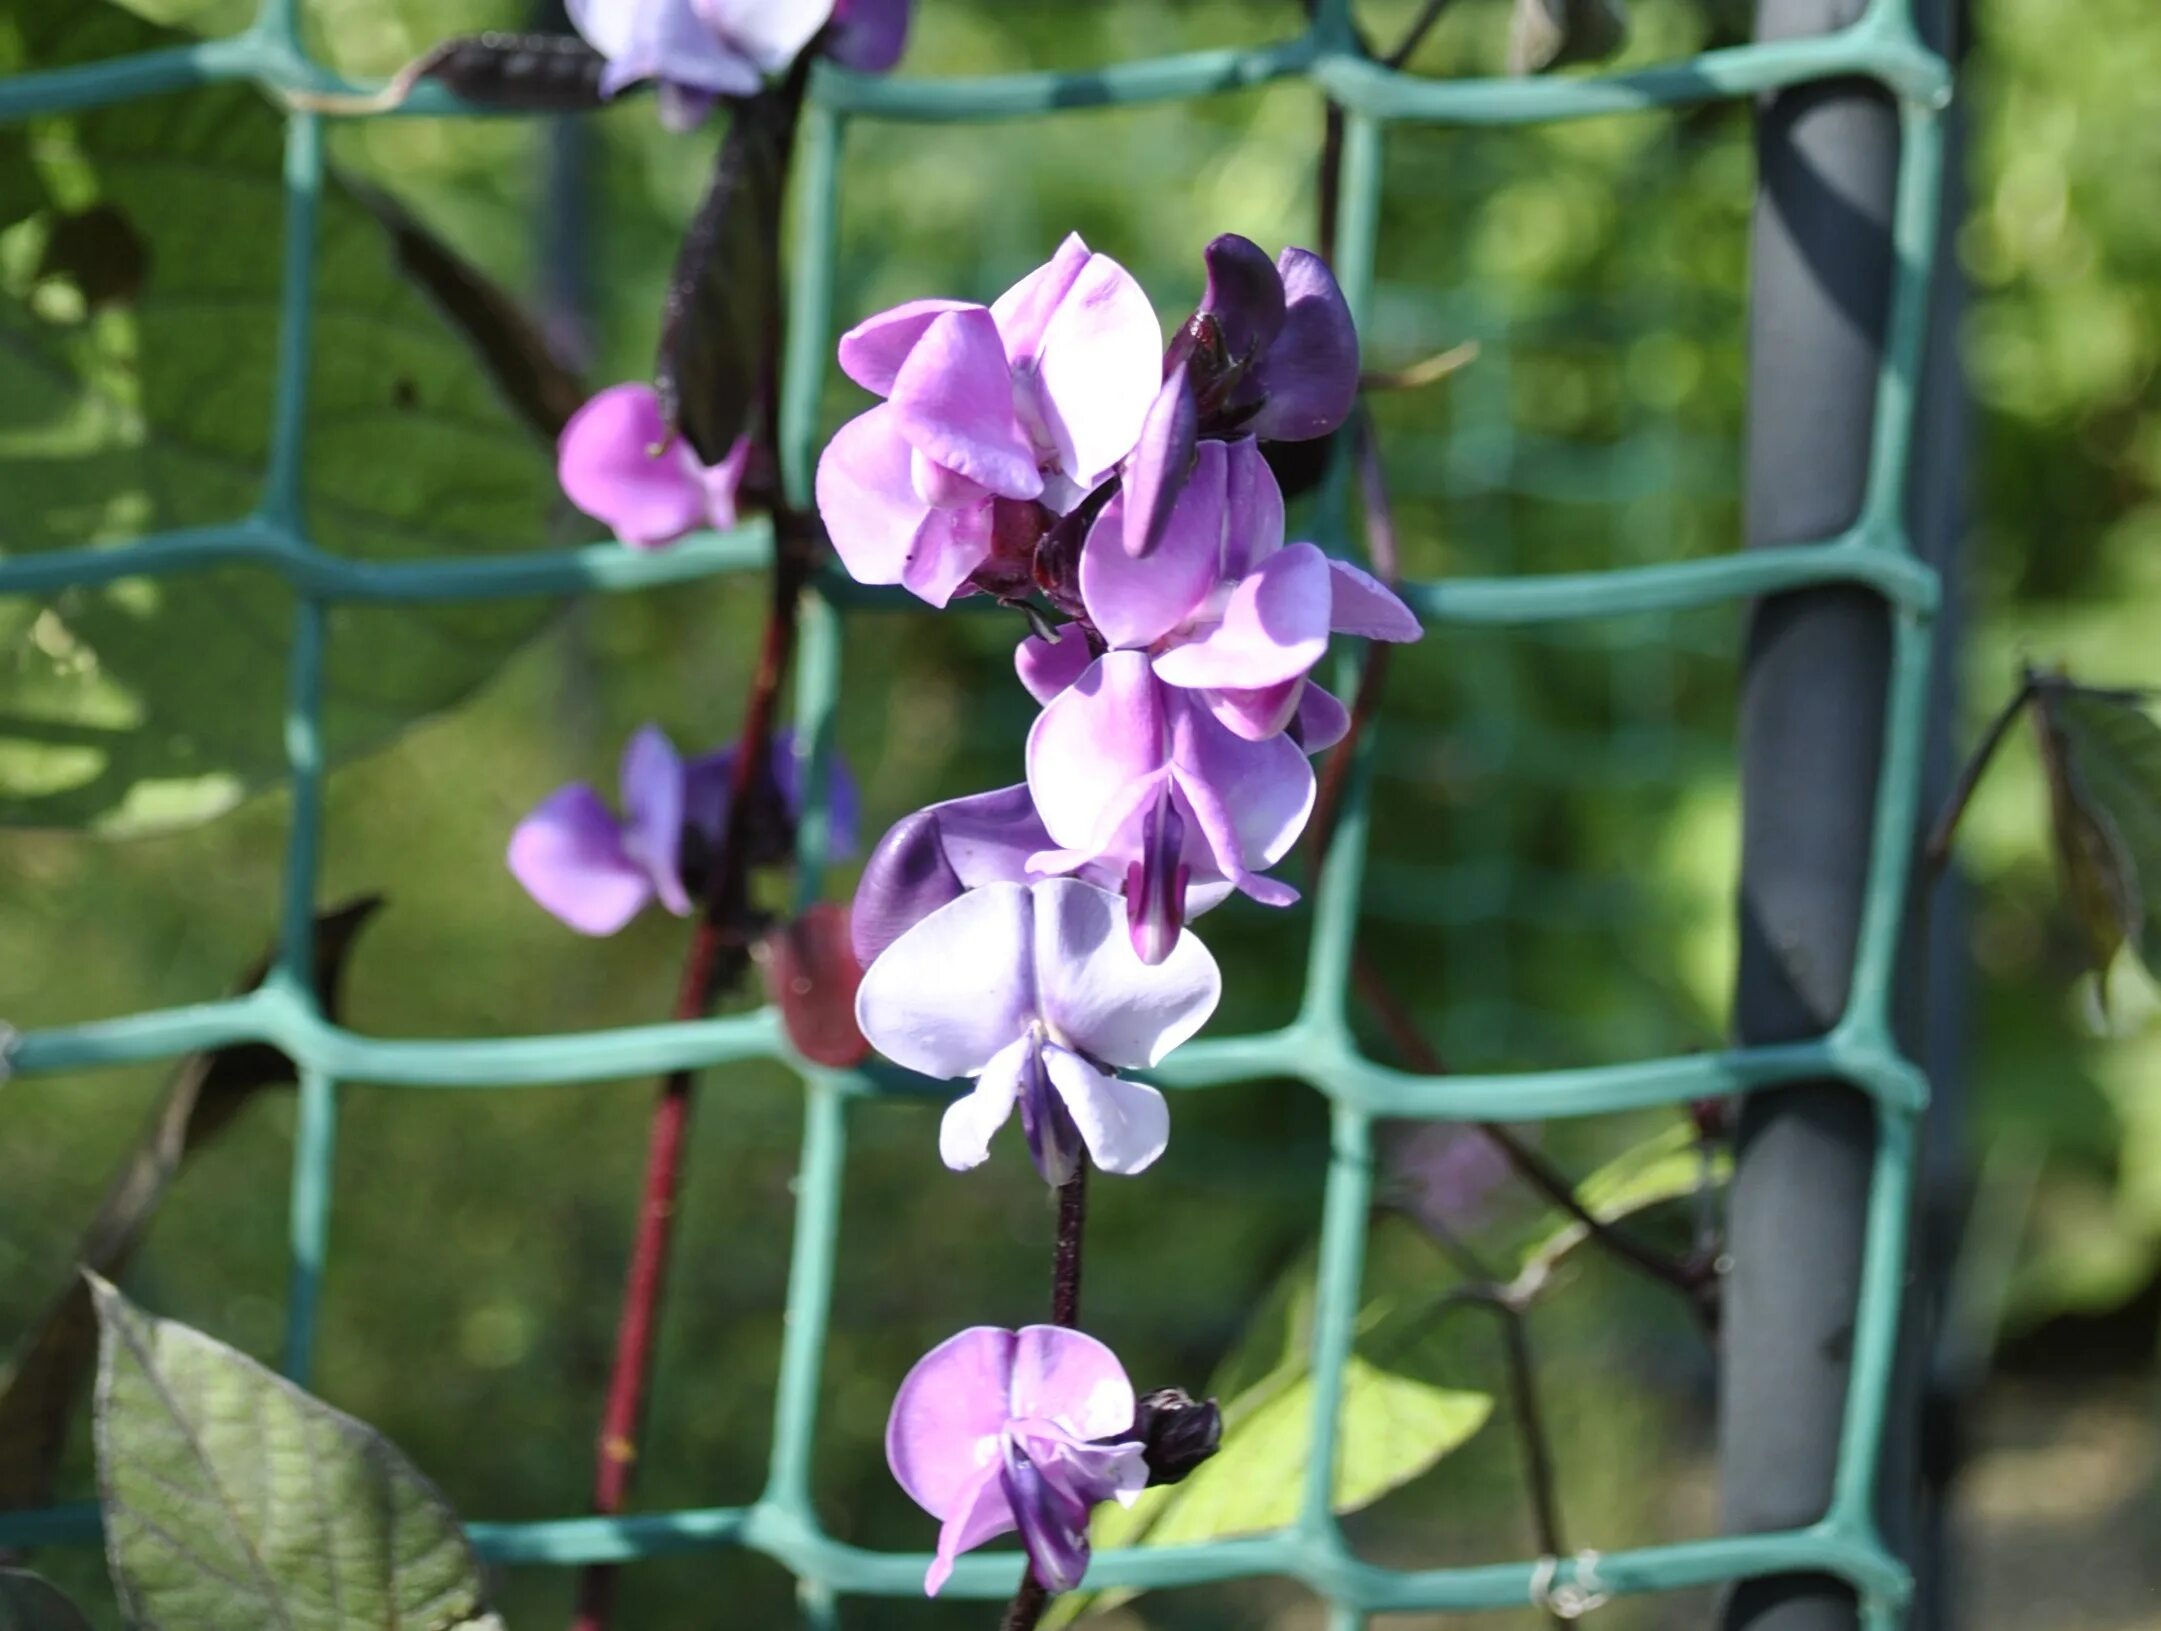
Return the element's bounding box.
[557,383,751,550]
[887,1325,1148,1596]
[816,234,1162,606]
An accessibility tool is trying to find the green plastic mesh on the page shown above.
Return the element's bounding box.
[0,1,1950,1624]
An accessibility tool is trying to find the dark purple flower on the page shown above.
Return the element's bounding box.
[887,1325,1148,1596]
[508,725,853,934]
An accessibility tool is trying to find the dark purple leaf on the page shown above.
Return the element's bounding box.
[656,85,797,463]
[765,903,869,1068]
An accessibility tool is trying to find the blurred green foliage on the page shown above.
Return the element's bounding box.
[1,0,2157,1625]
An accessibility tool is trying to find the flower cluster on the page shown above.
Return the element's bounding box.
[824,234,1424,1598]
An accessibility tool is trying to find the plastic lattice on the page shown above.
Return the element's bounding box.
[0,0,1951,1625]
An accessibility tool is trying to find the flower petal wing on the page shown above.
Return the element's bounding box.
[618,724,690,916]
[1042,1044,1171,1176]
[1151,540,1333,692]
[1025,652,1170,852]
[855,882,1036,1078]
[1015,630,1095,705]
[557,383,706,549]
[887,1326,1018,1519]
[989,233,1091,368]
[1008,1325,1135,1440]
[940,1036,1030,1171]
[838,298,982,396]
[1328,557,1423,642]
[888,308,1042,498]
[1080,443,1226,651]
[1031,878,1221,1070]
[506,785,654,936]
[1031,253,1162,485]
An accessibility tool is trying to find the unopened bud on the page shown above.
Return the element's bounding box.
[1130,1387,1222,1487]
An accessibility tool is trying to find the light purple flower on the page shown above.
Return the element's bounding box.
[508,726,853,935]
[558,383,751,550]
[854,879,1218,1183]
[887,1325,1147,1596]
[567,0,830,127]
[1079,437,1420,740]
[1026,650,1318,961]
[815,234,1162,607]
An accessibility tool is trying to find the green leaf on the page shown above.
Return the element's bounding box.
[91,1277,500,1631]
[0,1570,95,1631]
[0,0,573,834]
[1508,1119,1724,1288]
[0,898,383,1512]
[2033,680,2161,988]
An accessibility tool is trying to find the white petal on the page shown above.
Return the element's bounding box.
[939,1037,1029,1170]
[1042,1044,1170,1176]
[1029,877,1221,1070]
[855,883,1035,1078]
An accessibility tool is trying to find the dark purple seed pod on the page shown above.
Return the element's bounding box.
[412,33,612,112]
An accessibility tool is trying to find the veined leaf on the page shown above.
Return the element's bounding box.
[92,1279,500,1631]
[2033,680,2161,990]
[1509,1119,1725,1289]
[0,0,574,833]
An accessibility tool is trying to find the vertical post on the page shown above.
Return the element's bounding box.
[1719,2,1927,1628]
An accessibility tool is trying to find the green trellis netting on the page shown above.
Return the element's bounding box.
[0,0,1950,1624]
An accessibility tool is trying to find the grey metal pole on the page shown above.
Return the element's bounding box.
[1717,0,1956,1625]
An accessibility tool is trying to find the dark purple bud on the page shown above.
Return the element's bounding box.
[1125,786,1189,965]
[1198,234,1287,363]
[851,809,963,969]
[1247,248,1360,442]
[825,0,911,72]
[1120,373,1200,560]
[1128,1388,1223,1487]
[1015,1037,1086,1188]
[1002,1438,1093,1593]
[850,785,1054,966]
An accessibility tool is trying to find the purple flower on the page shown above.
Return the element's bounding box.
[1026,650,1317,961]
[887,1325,1148,1596]
[508,726,853,935]
[854,879,1219,1183]
[826,0,911,70]
[815,234,1162,607]
[568,0,824,127]
[558,383,752,550]
[1121,236,1359,558]
[1079,436,1420,739]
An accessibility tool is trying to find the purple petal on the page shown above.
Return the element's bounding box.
[1151,540,1333,693]
[1250,248,1360,442]
[1199,234,1287,362]
[764,728,861,856]
[1025,652,1171,854]
[852,784,1058,964]
[989,234,1092,371]
[1002,1442,1093,1594]
[506,785,653,936]
[1012,1033,1086,1187]
[940,1035,1028,1171]
[698,434,753,532]
[1042,1044,1171,1176]
[1119,373,1198,561]
[1007,1325,1135,1438]
[854,882,1036,1078]
[618,725,690,916]
[1328,557,1423,642]
[838,298,982,396]
[557,383,708,549]
[1295,681,1352,754]
[1081,442,1227,652]
[905,503,996,607]
[889,309,1042,498]
[1029,252,1163,484]
[1124,784,1189,965]
[911,450,989,511]
[1011,1420,1149,1510]
[816,406,992,606]
[888,1326,1017,1558]
[926,1462,1015,1597]
[1219,435,1287,579]
[655,82,720,130]
[1029,877,1221,1070]
[695,0,831,72]
[826,0,911,70]
[1201,677,1307,741]
[1016,630,1096,705]
[1168,696,1314,899]
[567,0,763,96]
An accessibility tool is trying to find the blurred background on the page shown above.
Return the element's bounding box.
[2,0,2158,1625]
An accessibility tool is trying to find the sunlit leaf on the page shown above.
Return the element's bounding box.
[1508,1119,1723,1288]
[0,898,383,1511]
[2034,679,2161,989]
[92,1279,501,1631]
[0,1,572,833]
[1507,0,1628,74]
